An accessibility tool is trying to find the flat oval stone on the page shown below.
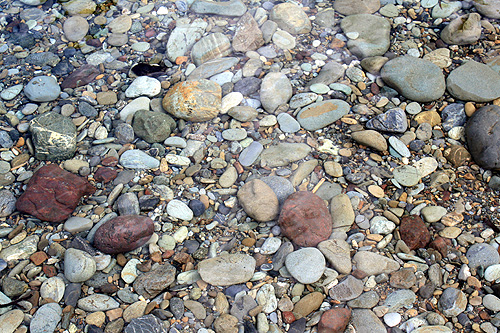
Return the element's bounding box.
[297,100,350,131]
[198,253,256,286]
[119,150,160,169]
[166,200,193,221]
[0,84,23,101]
[78,294,120,312]
[24,76,61,102]
[93,215,154,254]
[393,165,421,187]
[285,247,325,284]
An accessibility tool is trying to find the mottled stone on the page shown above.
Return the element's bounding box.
[133,264,176,298]
[399,215,430,250]
[93,215,154,254]
[198,253,256,286]
[30,112,77,161]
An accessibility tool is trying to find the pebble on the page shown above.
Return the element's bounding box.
[198,253,256,286]
[466,243,500,269]
[64,248,97,283]
[285,247,326,284]
[30,303,62,333]
[166,200,193,221]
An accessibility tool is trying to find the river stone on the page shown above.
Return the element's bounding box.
[393,165,421,187]
[15,165,94,223]
[125,76,161,98]
[132,110,176,143]
[119,150,160,169]
[351,130,387,152]
[63,16,89,41]
[30,303,62,333]
[447,61,500,102]
[334,0,380,15]
[441,13,481,45]
[233,12,264,52]
[296,100,350,131]
[330,194,355,232]
[30,112,76,161]
[93,215,154,254]
[191,33,231,66]
[24,76,61,102]
[78,294,120,311]
[285,248,326,284]
[260,72,292,113]
[465,105,500,169]
[40,276,65,302]
[279,191,332,247]
[0,309,24,333]
[190,0,247,16]
[64,248,96,282]
[438,287,467,317]
[162,79,222,122]
[384,289,417,311]
[188,57,239,80]
[475,0,500,19]
[353,251,400,275]
[260,143,311,168]
[466,243,500,269]
[381,56,445,102]
[366,108,408,133]
[133,264,176,298]
[340,14,390,59]
[198,253,256,286]
[318,238,351,273]
[237,179,279,222]
[329,275,364,301]
[166,18,208,62]
[269,2,312,35]
[0,190,16,218]
[351,309,386,333]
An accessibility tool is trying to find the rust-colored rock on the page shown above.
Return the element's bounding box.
[93,215,154,254]
[61,64,100,89]
[16,164,95,223]
[318,308,351,333]
[162,79,222,122]
[94,167,117,183]
[399,215,431,250]
[279,191,332,247]
[429,236,450,258]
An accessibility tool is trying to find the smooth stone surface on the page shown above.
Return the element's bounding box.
[381,56,445,102]
[64,248,96,283]
[24,76,61,102]
[78,294,120,311]
[466,243,500,269]
[198,253,256,286]
[353,251,400,275]
[30,303,62,333]
[340,14,391,59]
[120,150,160,169]
[447,61,500,102]
[318,239,352,274]
[466,105,500,169]
[296,100,350,131]
[285,248,326,284]
[260,143,311,168]
[260,72,293,114]
[438,287,467,317]
[329,275,364,301]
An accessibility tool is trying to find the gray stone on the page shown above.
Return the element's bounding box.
[441,13,481,45]
[381,56,446,102]
[285,248,326,284]
[269,2,312,35]
[64,248,96,283]
[198,253,256,286]
[353,251,400,275]
[260,72,292,113]
[296,100,350,131]
[30,112,76,161]
[277,113,300,133]
[63,16,89,41]
[347,291,380,308]
[0,235,39,261]
[190,0,247,16]
[260,176,294,206]
[166,18,207,62]
[40,276,65,302]
[334,0,381,15]
[133,264,176,298]
[307,62,345,88]
[260,143,311,168]
[124,314,168,333]
[366,108,408,133]
[318,239,352,274]
[340,14,391,59]
[483,294,500,312]
[0,190,16,217]
[384,289,417,311]
[191,33,231,66]
[331,194,355,232]
[30,303,62,333]
[78,294,120,311]
[466,105,500,170]
[119,150,160,169]
[466,243,500,269]
[239,141,263,166]
[25,52,60,67]
[447,61,500,102]
[24,76,61,102]
[475,0,500,19]
[188,57,239,80]
[329,275,364,301]
[438,287,467,317]
[351,309,386,333]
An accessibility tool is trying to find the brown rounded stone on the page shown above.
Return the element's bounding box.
[399,215,431,250]
[444,145,471,168]
[94,167,117,183]
[93,215,154,254]
[237,179,279,222]
[16,164,95,223]
[162,79,221,122]
[278,191,332,247]
[318,308,351,333]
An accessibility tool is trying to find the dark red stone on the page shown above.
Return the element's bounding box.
[94,167,117,183]
[101,156,118,167]
[282,311,296,324]
[43,264,57,277]
[399,215,431,250]
[429,236,450,257]
[61,64,100,89]
[93,215,154,254]
[16,164,95,223]
[318,308,351,333]
[278,191,332,247]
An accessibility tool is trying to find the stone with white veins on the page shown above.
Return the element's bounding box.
[256,284,278,313]
[121,258,140,284]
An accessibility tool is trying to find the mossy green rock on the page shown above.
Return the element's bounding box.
[132,110,176,143]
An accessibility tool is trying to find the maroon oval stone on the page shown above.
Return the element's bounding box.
[399,215,431,250]
[318,308,351,333]
[93,215,154,254]
[94,167,118,183]
[278,191,332,247]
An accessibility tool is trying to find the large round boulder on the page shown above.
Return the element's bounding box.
[465,105,500,170]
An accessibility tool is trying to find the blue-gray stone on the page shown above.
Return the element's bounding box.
[119,150,160,169]
[466,243,500,269]
[30,303,62,333]
[24,76,61,102]
[277,113,300,133]
[297,100,350,131]
[441,103,466,131]
[366,108,407,133]
[239,141,263,166]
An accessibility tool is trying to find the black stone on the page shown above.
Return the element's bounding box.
[465,105,500,170]
[188,199,205,216]
[139,195,160,211]
[288,318,307,333]
[233,77,261,96]
[442,103,466,131]
[79,101,98,118]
